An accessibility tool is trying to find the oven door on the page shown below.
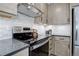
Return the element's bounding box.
[30,38,49,51]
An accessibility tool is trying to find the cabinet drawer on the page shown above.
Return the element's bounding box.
[54,36,70,41]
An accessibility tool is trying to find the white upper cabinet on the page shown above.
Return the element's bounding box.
[0,3,17,18]
[34,3,48,24]
[48,3,70,25]
[0,3,17,15]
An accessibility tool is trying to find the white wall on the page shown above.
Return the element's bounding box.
[0,13,34,40]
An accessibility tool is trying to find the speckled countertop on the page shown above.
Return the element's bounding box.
[0,39,29,56]
[0,34,70,56]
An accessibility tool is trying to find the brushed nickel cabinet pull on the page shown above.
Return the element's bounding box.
[67,18,70,24]
[60,38,64,40]
[68,44,70,49]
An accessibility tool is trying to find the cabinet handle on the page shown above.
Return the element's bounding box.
[67,18,70,24]
[55,37,64,40]
[68,44,70,49]
[60,38,64,40]
[49,43,52,46]
[50,38,52,40]
[49,47,52,50]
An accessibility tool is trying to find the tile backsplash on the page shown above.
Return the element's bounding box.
[0,19,12,40]
[0,13,34,40]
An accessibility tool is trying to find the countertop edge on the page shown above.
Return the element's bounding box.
[5,45,29,56]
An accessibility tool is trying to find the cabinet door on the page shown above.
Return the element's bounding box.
[34,3,42,24]
[48,3,70,25]
[12,48,29,56]
[40,4,48,24]
[54,37,70,56]
[34,3,47,24]
[34,16,42,24]
[0,3,17,15]
[34,3,42,10]
[49,37,55,56]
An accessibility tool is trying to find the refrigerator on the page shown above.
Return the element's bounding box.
[73,6,79,56]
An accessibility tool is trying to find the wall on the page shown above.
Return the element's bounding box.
[0,13,34,40]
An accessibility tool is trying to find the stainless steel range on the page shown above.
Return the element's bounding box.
[12,26,38,43]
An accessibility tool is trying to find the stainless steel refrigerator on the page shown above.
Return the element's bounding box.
[73,6,79,56]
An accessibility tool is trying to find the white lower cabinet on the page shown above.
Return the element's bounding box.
[49,36,70,56]
[54,36,70,56]
[12,48,29,56]
[49,37,55,56]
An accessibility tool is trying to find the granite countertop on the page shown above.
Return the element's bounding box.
[0,33,71,56]
[37,34,70,41]
[30,34,71,50]
[0,39,29,56]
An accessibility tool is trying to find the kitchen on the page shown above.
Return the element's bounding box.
[0,3,75,56]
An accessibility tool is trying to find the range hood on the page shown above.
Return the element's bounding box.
[18,3,43,18]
